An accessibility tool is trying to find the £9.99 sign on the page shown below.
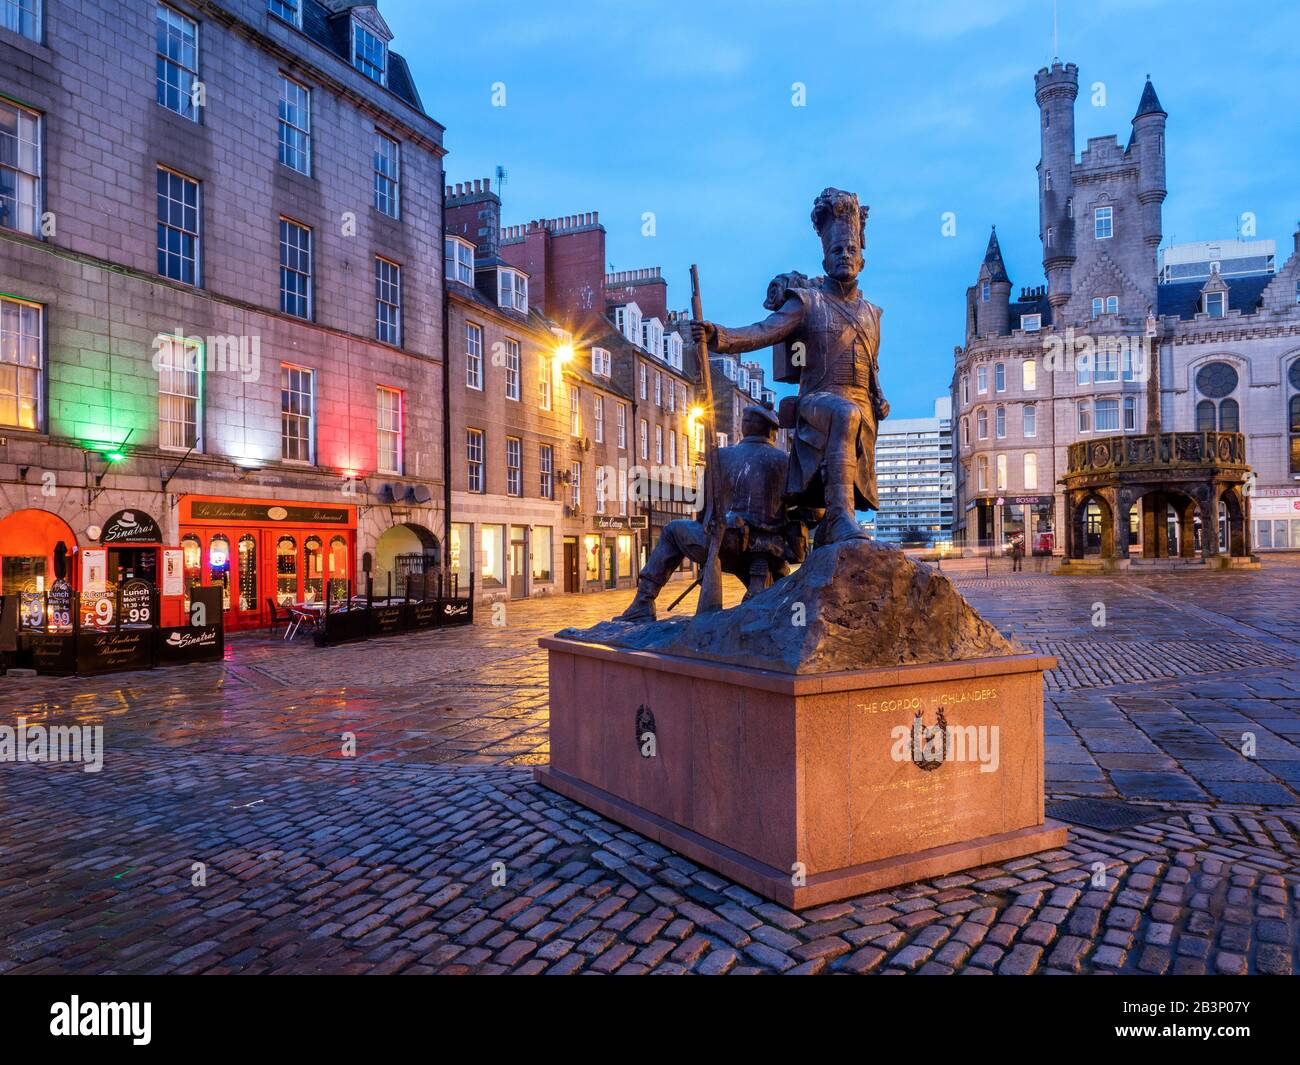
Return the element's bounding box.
[81,590,114,629]
[121,579,153,626]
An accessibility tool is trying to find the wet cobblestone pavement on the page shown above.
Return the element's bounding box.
[2,560,1298,974]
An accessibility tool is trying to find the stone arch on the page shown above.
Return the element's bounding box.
[1187,353,1249,432]
[0,508,79,592]
[1186,350,1251,391]
[1219,486,1250,557]
[374,522,441,594]
[1128,486,1200,560]
[1069,491,1114,558]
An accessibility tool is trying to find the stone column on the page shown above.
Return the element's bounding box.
[1201,488,1220,558]
[1141,492,1164,559]
[1098,491,1116,559]
[1226,488,1247,557]
[1178,500,1197,558]
[1061,493,1073,558]
[1107,488,1129,559]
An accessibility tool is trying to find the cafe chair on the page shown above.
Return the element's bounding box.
[266,598,290,637]
[286,605,319,641]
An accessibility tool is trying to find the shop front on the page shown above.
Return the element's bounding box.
[589,516,642,591]
[0,508,78,598]
[178,496,355,630]
[448,521,560,601]
[963,495,1055,554]
[1000,495,1056,555]
[1251,491,1300,550]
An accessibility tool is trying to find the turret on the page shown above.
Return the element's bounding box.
[1132,76,1167,259]
[1035,61,1078,314]
[975,227,1012,336]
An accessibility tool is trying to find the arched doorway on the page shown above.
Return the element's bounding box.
[0,509,78,594]
[1070,494,1113,558]
[1219,488,1249,557]
[374,523,441,598]
[1131,489,1199,559]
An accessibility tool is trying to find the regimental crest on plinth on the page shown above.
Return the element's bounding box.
[910,707,949,771]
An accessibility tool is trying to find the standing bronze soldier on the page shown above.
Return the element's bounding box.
[692,188,889,546]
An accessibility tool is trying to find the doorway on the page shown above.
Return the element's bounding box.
[509,526,528,599]
[563,536,579,593]
[604,537,617,588]
[178,526,354,629]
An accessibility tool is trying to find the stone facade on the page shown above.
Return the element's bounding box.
[953,60,1300,556]
[0,0,444,624]
[446,196,699,603]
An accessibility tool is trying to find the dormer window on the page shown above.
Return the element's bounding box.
[591,347,611,377]
[352,19,388,85]
[498,268,528,312]
[614,303,642,346]
[1021,313,1042,332]
[444,237,474,285]
[642,317,663,358]
[981,280,990,302]
[662,331,683,370]
[1204,291,1226,318]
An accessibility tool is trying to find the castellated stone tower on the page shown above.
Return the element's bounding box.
[1035,61,1078,315]
[1132,76,1168,260]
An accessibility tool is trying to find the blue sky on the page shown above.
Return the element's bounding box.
[391,0,1300,419]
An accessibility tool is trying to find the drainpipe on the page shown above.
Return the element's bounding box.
[441,179,453,594]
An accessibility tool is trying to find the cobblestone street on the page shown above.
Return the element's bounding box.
[2,561,1298,975]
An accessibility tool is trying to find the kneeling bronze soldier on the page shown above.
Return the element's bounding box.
[618,406,804,622]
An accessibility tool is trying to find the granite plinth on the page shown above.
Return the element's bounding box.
[535,637,1067,908]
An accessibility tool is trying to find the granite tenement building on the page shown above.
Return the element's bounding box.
[0,0,445,626]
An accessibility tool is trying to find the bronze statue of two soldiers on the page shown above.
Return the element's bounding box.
[619,188,890,621]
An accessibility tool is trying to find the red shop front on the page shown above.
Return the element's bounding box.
[178,496,356,631]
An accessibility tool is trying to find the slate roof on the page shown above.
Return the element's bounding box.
[1134,77,1166,119]
[1009,293,1052,330]
[1156,275,1272,320]
[982,228,1010,283]
[299,1,424,114]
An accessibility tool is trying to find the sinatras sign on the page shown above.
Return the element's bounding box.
[100,510,163,544]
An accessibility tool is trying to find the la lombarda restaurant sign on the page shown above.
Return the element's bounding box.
[188,501,352,525]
